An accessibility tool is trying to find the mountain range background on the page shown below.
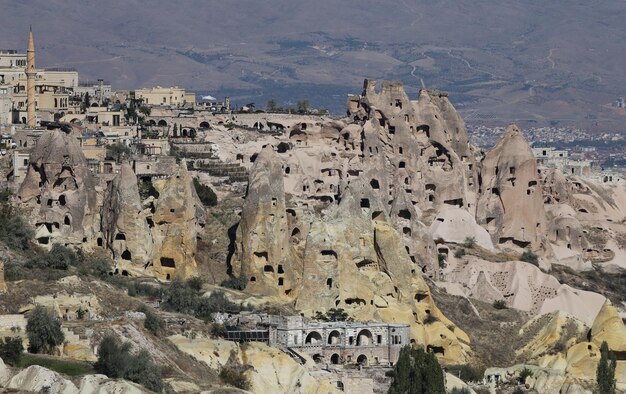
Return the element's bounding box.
[2,0,626,130]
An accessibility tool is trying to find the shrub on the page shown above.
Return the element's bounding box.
[512,388,524,394]
[138,179,159,200]
[0,202,33,251]
[80,252,112,278]
[313,308,349,322]
[219,353,250,390]
[210,323,228,338]
[0,336,23,366]
[446,364,485,382]
[195,291,243,320]
[520,250,539,266]
[95,335,163,392]
[519,367,533,384]
[388,346,445,394]
[161,279,199,314]
[4,261,30,281]
[140,306,165,336]
[493,300,507,310]
[221,274,248,290]
[454,248,466,258]
[26,305,65,354]
[463,237,476,248]
[26,244,79,270]
[186,276,204,292]
[162,280,244,320]
[450,388,471,394]
[193,178,217,207]
[423,313,439,325]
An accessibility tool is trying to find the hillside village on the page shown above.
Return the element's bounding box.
[0,30,625,394]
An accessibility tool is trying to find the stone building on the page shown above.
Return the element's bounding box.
[273,319,410,367]
[223,313,410,367]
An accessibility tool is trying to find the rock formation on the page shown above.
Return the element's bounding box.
[169,335,341,394]
[231,146,296,297]
[429,207,494,250]
[16,130,99,248]
[476,124,547,250]
[148,162,206,280]
[444,256,605,324]
[2,364,147,393]
[101,163,153,276]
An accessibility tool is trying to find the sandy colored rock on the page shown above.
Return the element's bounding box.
[429,207,494,250]
[168,335,341,394]
[445,256,605,323]
[232,146,296,297]
[16,130,99,248]
[476,124,547,249]
[590,300,626,352]
[149,162,206,280]
[6,365,78,393]
[101,163,153,276]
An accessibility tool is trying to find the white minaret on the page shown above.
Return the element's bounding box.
[26,27,37,128]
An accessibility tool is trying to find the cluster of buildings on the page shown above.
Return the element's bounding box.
[0,30,234,186]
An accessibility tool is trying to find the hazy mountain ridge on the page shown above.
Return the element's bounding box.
[2,0,626,127]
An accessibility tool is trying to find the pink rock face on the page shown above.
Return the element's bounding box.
[476,124,547,249]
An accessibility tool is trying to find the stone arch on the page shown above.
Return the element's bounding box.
[328,330,341,345]
[356,329,373,346]
[148,119,156,126]
[305,331,323,345]
[199,121,210,128]
[357,354,368,365]
[313,353,324,363]
[157,119,168,127]
[330,353,340,365]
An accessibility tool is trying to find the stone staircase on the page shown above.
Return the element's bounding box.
[194,160,249,182]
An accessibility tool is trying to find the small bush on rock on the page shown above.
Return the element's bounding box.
[492,300,507,309]
[520,250,539,266]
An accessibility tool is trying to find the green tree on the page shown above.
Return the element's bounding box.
[95,335,163,392]
[297,100,310,114]
[81,92,91,112]
[106,143,132,163]
[137,106,151,117]
[388,346,445,394]
[26,244,78,270]
[0,199,33,251]
[161,279,198,314]
[596,341,616,394]
[26,305,65,354]
[266,99,277,112]
[0,336,24,366]
[193,178,217,206]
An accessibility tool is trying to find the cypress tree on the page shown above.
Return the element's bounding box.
[596,341,616,394]
[388,346,445,394]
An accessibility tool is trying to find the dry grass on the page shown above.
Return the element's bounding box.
[429,284,531,368]
[551,265,626,305]
[458,244,520,263]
